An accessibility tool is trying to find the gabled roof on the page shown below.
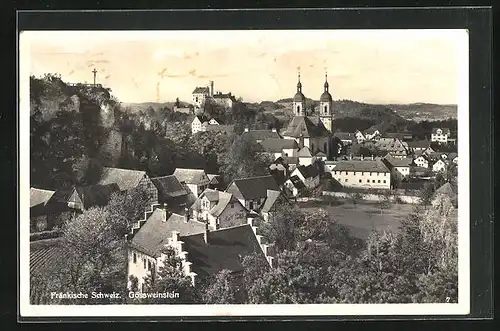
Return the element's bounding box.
[210,191,241,217]
[407,140,430,148]
[226,175,280,201]
[242,130,281,141]
[287,175,307,190]
[213,93,236,102]
[260,190,283,213]
[282,116,330,138]
[295,164,319,179]
[45,188,78,206]
[173,168,209,185]
[207,174,221,184]
[260,138,299,152]
[383,155,413,167]
[30,188,56,208]
[99,167,146,191]
[334,160,390,173]
[30,237,64,275]
[129,209,206,257]
[151,175,188,199]
[314,150,327,157]
[180,224,267,277]
[297,146,313,157]
[75,183,120,209]
[193,87,209,94]
[193,115,209,123]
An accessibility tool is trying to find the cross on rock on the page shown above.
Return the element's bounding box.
[92,68,97,85]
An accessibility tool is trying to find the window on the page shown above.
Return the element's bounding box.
[367,179,370,183]
[297,105,300,113]
[143,259,146,269]
[354,172,356,175]
[230,203,234,208]
[324,105,328,114]
[147,261,151,270]
[249,201,254,210]
[383,180,386,183]
[345,179,348,182]
[369,172,372,176]
[361,172,364,176]
[372,180,375,183]
[359,179,362,183]
[196,96,199,102]
[334,171,337,175]
[378,180,381,183]
[133,252,137,263]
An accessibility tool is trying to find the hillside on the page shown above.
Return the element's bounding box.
[386,103,457,121]
[121,100,192,113]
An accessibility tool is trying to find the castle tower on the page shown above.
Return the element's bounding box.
[319,71,333,132]
[292,68,306,116]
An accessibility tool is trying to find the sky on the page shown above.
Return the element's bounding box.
[23,30,467,105]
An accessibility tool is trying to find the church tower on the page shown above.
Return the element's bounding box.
[292,68,306,116]
[319,71,333,132]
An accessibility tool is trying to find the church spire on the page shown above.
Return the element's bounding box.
[324,69,329,92]
[297,66,302,92]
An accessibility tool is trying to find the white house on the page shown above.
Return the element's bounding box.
[363,129,380,141]
[383,155,412,181]
[297,146,314,166]
[414,155,430,168]
[191,115,209,135]
[432,159,447,173]
[192,81,214,109]
[431,128,451,144]
[291,164,320,190]
[172,168,210,197]
[191,189,248,230]
[354,130,366,143]
[331,160,391,190]
[285,176,307,197]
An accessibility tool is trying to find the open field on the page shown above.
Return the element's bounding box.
[297,199,415,240]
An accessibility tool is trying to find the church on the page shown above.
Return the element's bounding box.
[281,71,335,158]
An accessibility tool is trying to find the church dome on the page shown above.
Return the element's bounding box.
[293,91,306,102]
[320,91,332,102]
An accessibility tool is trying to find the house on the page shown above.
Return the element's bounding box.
[422,146,436,155]
[314,151,328,162]
[98,167,158,206]
[207,174,223,190]
[260,189,289,222]
[363,129,380,141]
[242,128,281,143]
[432,159,447,173]
[192,81,213,109]
[151,175,195,212]
[212,92,237,108]
[382,155,413,181]
[331,160,391,190]
[30,188,55,232]
[414,154,430,168]
[225,175,281,212]
[431,128,451,144]
[33,184,121,232]
[291,164,320,190]
[172,168,210,197]
[354,130,366,143]
[297,146,314,166]
[372,137,409,157]
[448,152,458,164]
[259,138,299,159]
[410,166,433,179]
[334,132,354,145]
[126,207,271,290]
[191,189,248,230]
[126,206,207,291]
[285,175,307,197]
[191,115,210,135]
[407,140,430,154]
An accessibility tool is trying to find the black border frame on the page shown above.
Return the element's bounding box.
[16,7,493,323]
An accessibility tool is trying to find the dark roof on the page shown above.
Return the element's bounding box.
[30,238,64,275]
[226,175,280,201]
[242,130,281,141]
[447,152,458,159]
[151,175,188,200]
[287,175,307,190]
[334,132,354,140]
[260,138,299,152]
[194,115,210,123]
[130,209,206,257]
[180,224,267,277]
[334,160,390,173]
[99,167,146,191]
[293,91,306,102]
[320,91,333,102]
[45,188,77,206]
[295,164,319,179]
[75,183,120,209]
[30,188,55,208]
[193,87,209,94]
[282,116,330,138]
[407,140,431,148]
[173,168,210,185]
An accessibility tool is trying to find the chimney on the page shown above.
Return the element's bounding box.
[203,222,209,245]
[244,128,249,132]
[183,207,189,222]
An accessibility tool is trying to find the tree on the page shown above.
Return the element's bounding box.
[203,269,244,304]
[140,247,198,304]
[219,134,272,183]
[259,203,305,253]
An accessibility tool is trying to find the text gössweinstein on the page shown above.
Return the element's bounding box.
[50,291,180,300]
